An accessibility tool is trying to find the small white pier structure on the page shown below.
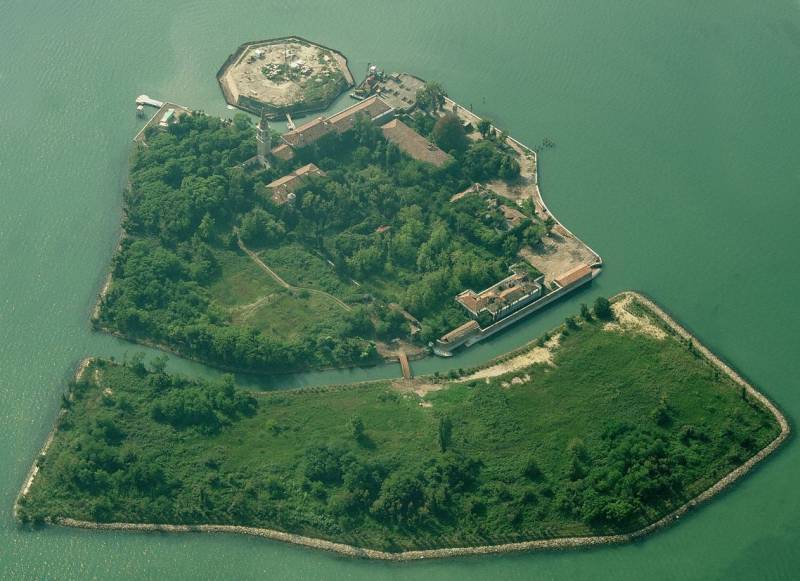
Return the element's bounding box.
[135,94,164,108]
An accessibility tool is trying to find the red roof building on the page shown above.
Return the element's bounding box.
[266,163,325,205]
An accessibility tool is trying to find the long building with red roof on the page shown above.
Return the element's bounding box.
[273,95,394,157]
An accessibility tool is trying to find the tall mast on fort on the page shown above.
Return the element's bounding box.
[256,108,271,166]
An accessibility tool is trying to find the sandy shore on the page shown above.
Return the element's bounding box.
[459,333,559,381]
[22,292,790,559]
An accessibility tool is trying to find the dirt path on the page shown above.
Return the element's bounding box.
[236,233,352,312]
[230,294,277,321]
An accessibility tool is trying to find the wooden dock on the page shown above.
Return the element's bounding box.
[398,352,412,380]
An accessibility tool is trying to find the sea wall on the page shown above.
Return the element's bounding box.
[13,358,93,520]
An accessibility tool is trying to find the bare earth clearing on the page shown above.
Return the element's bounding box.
[460,293,667,382]
[219,37,352,111]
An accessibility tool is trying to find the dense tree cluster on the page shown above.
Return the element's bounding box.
[98,90,541,371]
[432,113,468,154]
[415,81,447,112]
[20,315,781,549]
[150,374,256,433]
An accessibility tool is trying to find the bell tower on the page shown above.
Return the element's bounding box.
[256,108,271,166]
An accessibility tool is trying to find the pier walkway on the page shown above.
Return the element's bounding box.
[136,94,164,108]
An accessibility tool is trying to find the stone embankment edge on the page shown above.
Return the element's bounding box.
[91,231,126,322]
[23,293,790,560]
[13,357,93,520]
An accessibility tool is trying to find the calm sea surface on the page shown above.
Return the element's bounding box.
[2,1,799,578]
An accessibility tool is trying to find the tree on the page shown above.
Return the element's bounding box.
[498,155,520,180]
[347,415,365,440]
[580,303,592,321]
[594,297,613,320]
[415,81,447,112]
[477,118,492,139]
[346,245,384,278]
[438,416,453,452]
[238,208,285,245]
[651,394,672,427]
[149,354,168,374]
[197,213,215,241]
[523,455,543,480]
[432,113,468,155]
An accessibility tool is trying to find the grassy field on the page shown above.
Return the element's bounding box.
[20,299,781,551]
[207,249,352,341]
[258,244,359,301]
[207,249,283,307]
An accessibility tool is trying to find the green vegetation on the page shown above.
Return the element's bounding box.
[258,244,359,301]
[22,299,780,551]
[433,113,468,154]
[594,296,613,320]
[299,69,348,108]
[415,81,447,112]
[97,83,542,372]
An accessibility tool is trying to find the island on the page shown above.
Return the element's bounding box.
[16,293,788,558]
[95,62,600,374]
[15,39,789,559]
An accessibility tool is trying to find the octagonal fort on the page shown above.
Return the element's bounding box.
[217,36,354,118]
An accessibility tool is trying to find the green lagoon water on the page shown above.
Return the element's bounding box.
[2,0,799,578]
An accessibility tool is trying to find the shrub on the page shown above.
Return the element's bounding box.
[594,297,613,320]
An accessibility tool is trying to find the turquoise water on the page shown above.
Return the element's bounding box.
[2,0,799,578]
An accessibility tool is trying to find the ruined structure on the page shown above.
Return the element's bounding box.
[217,37,355,117]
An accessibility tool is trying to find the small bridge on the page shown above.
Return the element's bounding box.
[398,352,413,380]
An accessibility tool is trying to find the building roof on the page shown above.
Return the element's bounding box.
[439,320,480,344]
[456,292,480,314]
[279,95,393,150]
[380,119,452,167]
[499,204,528,228]
[456,270,541,317]
[328,95,393,133]
[270,143,295,161]
[281,117,331,148]
[499,285,525,302]
[266,163,325,204]
[554,264,592,288]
